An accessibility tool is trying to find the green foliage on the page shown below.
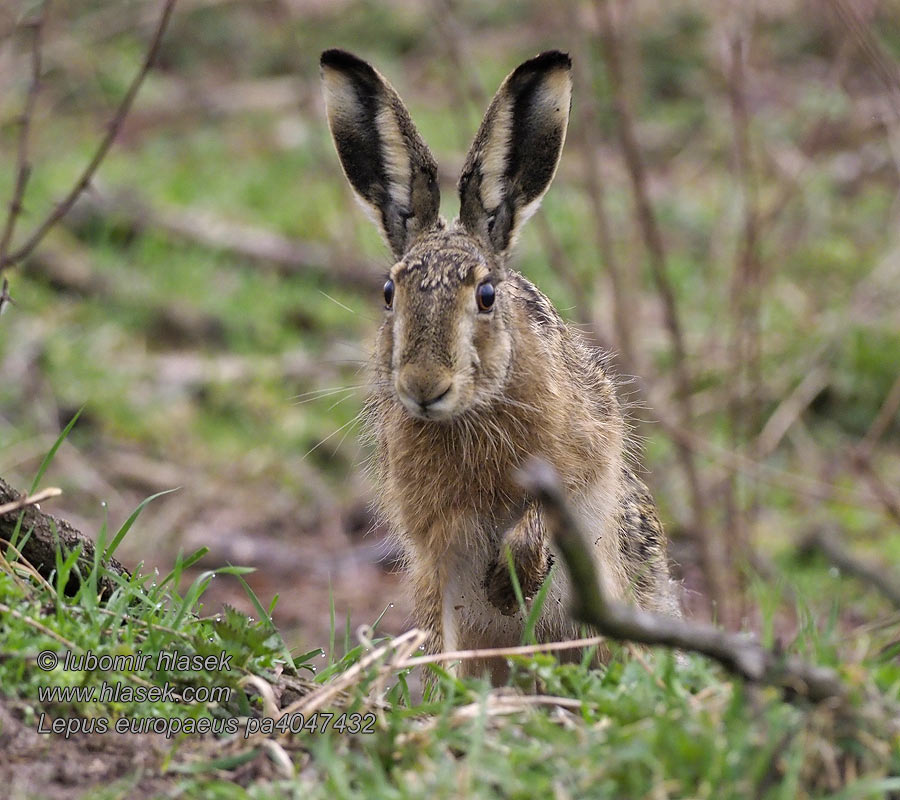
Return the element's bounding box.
[2,472,899,797]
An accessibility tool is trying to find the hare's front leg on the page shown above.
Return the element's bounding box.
[408,559,444,655]
[484,502,552,616]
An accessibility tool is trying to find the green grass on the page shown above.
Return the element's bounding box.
[2,427,898,798]
[2,490,899,798]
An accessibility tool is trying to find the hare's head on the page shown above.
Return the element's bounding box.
[321,49,571,421]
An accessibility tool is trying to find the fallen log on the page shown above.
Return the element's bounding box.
[0,477,130,598]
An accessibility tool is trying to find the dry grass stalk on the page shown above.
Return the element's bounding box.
[281,628,429,718]
[396,635,608,669]
[0,486,61,516]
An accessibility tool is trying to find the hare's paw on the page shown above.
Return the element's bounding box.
[484,556,522,616]
[484,548,550,616]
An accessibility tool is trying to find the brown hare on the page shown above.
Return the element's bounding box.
[320,48,680,683]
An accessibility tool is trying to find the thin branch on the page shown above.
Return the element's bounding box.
[722,5,763,595]
[517,458,846,703]
[799,527,900,610]
[593,0,691,388]
[0,0,178,274]
[0,277,13,315]
[594,0,730,623]
[0,2,48,269]
[570,14,636,367]
[755,367,828,459]
[850,455,900,528]
[858,373,900,459]
[652,403,882,508]
[825,0,900,121]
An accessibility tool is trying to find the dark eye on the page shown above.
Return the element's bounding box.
[383,279,394,309]
[476,281,495,312]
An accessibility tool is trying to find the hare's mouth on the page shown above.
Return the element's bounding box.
[395,380,459,422]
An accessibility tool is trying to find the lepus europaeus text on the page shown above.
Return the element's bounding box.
[321,48,680,683]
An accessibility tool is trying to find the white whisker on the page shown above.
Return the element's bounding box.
[318,289,378,322]
[290,385,365,404]
[301,411,364,461]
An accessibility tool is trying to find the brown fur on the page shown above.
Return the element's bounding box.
[321,49,681,685]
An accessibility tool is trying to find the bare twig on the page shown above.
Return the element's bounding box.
[722,5,763,595]
[825,0,900,121]
[799,527,900,610]
[429,1,595,328]
[724,10,764,442]
[650,401,881,508]
[0,486,61,516]
[850,456,900,528]
[593,0,691,389]
[756,367,829,459]
[517,458,846,703]
[0,0,178,274]
[0,277,13,315]
[845,373,900,527]
[594,0,730,622]
[428,0,489,113]
[858,373,900,459]
[0,2,48,269]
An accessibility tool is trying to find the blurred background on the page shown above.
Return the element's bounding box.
[1,0,899,655]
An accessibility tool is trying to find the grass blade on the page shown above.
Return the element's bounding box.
[30,407,83,494]
[104,488,179,561]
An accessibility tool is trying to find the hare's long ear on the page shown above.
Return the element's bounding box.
[320,49,440,258]
[458,51,572,255]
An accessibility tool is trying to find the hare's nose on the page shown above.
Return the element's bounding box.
[396,370,454,415]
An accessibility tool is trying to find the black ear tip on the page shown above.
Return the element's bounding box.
[515,50,572,76]
[320,48,371,72]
